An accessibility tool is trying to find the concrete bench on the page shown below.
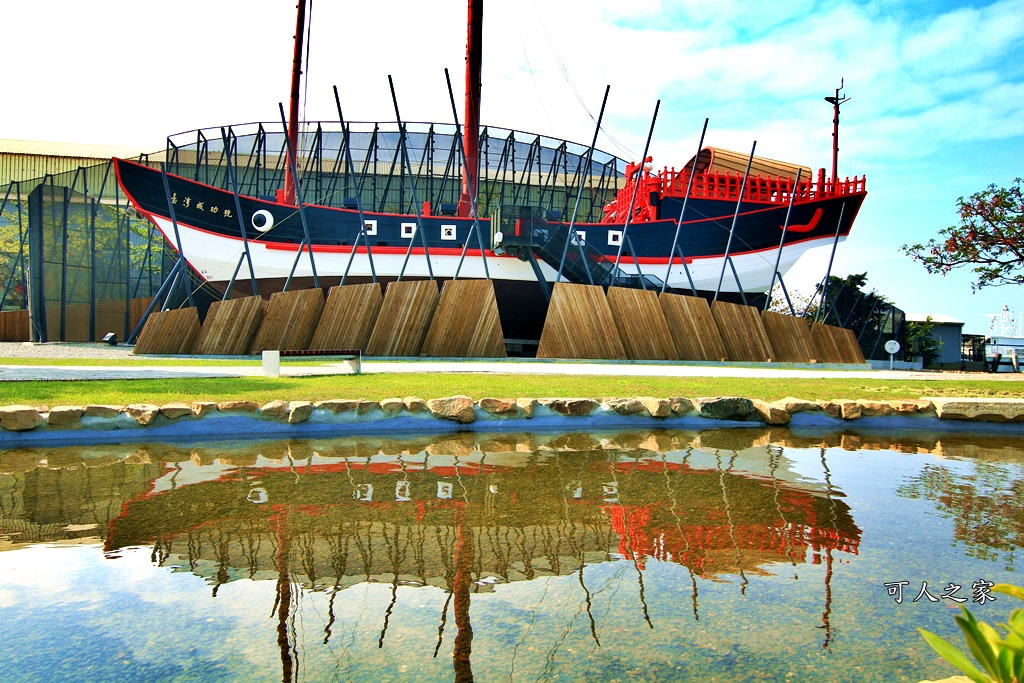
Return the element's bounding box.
[261,349,361,376]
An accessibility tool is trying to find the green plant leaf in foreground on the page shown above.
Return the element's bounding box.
[995,585,1024,602]
[918,628,990,683]
[956,608,1001,680]
[920,584,1024,683]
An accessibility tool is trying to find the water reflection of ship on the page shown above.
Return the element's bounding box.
[106,447,860,585]
[1,431,864,681]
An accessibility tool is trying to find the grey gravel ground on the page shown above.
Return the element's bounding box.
[0,342,138,360]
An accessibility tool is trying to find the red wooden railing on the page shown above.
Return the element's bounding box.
[601,166,867,224]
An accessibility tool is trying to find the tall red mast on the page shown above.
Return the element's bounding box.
[457,0,483,218]
[282,0,307,206]
[824,79,849,185]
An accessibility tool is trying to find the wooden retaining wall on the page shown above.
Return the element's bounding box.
[130,298,154,331]
[192,296,266,355]
[659,293,727,361]
[711,300,775,362]
[310,283,383,352]
[536,283,626,359]
[132,307,201,355]
[365,280,440,357]
[811,323,867,364]
[0,309,29,341]
[21,297,156,343]
[761,310,819,363]
[249,288,325,354]
[606,287,679,360]
[421,279,507,358]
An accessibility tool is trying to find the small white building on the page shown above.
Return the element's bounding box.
[905,313,965,366]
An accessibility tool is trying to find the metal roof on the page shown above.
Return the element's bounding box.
[0,138,151,159]
[905,313,964,325]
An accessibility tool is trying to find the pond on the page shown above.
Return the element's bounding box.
[0,427,1021,683]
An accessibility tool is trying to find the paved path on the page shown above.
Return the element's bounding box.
[0,342,1021,382]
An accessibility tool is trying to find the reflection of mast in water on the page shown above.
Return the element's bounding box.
[717,451,749,595]
[377,523,407,648]
[660,448,700,621]
[271,508,297,683]
[609,452,654,630]
[323,530,349,644]
[556,454,600,647]
[818,446,837,650]
[767,444,799,577]
[451,454,474,683]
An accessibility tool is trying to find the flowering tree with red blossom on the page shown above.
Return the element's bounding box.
[902,178,1024,290]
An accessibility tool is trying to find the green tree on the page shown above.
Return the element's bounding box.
[906,316,943,367]
[903,178,1024,290]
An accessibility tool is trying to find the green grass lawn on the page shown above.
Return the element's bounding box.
[1,372,1022,407]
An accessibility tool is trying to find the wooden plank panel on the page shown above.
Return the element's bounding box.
[833,326,867,364]
[61,303,91,342]
[421,279,507,358]
[536,283,626,360]
[606,287,679,360]
[0,309,29,341]
[761,310,819,363]
[365,280,440,357]
[711,300,775,362]
[133,307,201,355]
[310,283,383,352]
[130,297,154,334]
[249,288,325,353]
[811,323,866,364]
[193,296,266,355]
[95,299,127,340]
[659,293,727,361]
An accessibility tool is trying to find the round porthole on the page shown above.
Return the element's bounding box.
[251,209,275,232]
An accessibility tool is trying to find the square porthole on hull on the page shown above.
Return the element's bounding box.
[364,219,378,236]
[607,230,622,246]
[401,222,416,238]
[441,224,457,241]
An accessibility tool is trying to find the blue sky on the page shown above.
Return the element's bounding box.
[4,0,1023,334]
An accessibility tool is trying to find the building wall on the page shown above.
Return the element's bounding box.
[932,322,964,364]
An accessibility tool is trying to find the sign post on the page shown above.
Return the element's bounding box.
[884,339,900,371]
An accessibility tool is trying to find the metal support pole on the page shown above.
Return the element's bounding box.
[59,185,69,341]
[332,86,378,285]
[526,251,551,301]
[159,165,195,308]
[612,100,660,284]
[812,202,846,321]
[284,239,306,292]
[764,169,803,312]
[277,102,320,289]
[220,127,259,297]
[775,276,796,316]
[445,68,490,281]
[89,198,97,341]
[625,235,646,290]
[0,182,26,310]
[662,118,708,294]
[223,252,248,300]
[558,85,611,283]
[675,244,697,296]
[714,141,756,301]
[727,257,748,306]
[126,259,182,344]
[575,234,595,285]
[387,76,434,281]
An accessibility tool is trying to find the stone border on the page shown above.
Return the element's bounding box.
[1,395,1023,445]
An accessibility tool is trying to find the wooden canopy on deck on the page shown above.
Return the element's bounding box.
[683,147,813,181]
